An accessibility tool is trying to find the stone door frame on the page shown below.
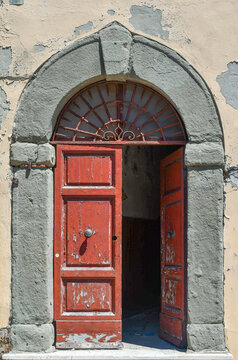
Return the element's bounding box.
[10,22,225,352]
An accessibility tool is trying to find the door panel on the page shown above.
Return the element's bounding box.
[160,147,186,347]
[66,155,112,186]
[66,199,112,266]
[54,145,122,349]
[66,281,112,312]
[164,201,183,266]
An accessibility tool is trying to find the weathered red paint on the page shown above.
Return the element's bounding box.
[54,145,122,349]
[159,147,186,347]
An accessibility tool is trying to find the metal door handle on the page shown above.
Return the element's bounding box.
[84,229,93,238]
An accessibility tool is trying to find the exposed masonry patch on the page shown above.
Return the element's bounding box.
[74,21,93,35]
[0,87,10,129]
[34,44,47,53]
[217,61,238,110]
[107,9,115,16]
[129,5,169,39]
[0,47,12,77]
[0,328,11,355]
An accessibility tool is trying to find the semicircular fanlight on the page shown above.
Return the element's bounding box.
[52,81,186,144]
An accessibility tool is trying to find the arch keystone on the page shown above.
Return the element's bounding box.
[99,22,132,75]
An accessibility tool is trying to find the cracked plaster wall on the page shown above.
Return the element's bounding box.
[0,0,238,358]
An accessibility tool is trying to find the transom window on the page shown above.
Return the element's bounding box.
[52,81,186,144]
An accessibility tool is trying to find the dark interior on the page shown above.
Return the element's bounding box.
[122,145,180,347]
[122,216,160,317]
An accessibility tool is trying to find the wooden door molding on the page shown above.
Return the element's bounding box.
[54,145,122,349]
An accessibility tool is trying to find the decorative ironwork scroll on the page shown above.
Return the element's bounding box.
[52,81,186,143]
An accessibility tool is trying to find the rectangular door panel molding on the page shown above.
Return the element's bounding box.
[66,199,112,267]
[164,200,183,266]
[54,145,122,349]
[66,281,112,312]
[66,155,113,186]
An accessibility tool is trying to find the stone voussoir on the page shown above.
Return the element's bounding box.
[99,22,132,75]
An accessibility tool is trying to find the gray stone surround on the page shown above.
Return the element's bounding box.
[10,22,225,353]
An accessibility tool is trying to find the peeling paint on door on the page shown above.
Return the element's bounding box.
[54,145,122,348]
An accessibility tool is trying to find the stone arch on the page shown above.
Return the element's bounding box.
[10,22,225,353]
[13,22,223,144]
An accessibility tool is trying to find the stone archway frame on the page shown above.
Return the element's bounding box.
[10,22,225,352]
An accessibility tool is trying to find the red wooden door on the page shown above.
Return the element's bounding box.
[54,145,122,349]
[159,147,186,347]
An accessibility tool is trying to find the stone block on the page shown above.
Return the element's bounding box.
[187,168,224,324]
[99,23,132,75]
[11,324,54,352]
[187,324,225,351]
[11,169,53,324]
[37,144,55,167]
[185,142,224,167]
[11,143,38,166]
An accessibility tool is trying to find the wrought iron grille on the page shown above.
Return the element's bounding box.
[52,81,186,144]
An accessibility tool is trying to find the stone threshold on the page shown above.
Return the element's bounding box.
[3,350,233,360]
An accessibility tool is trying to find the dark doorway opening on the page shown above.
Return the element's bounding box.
[122,145,182,349]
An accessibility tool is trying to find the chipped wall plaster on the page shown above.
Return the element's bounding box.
[129,5,169,39]
[0,47,12,77]
[74,21,93,35]
[107,9,115,16]
[34,44,47,53]
[217,62,238,110]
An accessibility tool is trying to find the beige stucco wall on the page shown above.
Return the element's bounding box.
[0,0,238,357]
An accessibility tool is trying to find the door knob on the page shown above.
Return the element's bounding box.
[84,229,93,238]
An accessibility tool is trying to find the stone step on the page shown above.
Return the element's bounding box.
[3,350,233,360]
